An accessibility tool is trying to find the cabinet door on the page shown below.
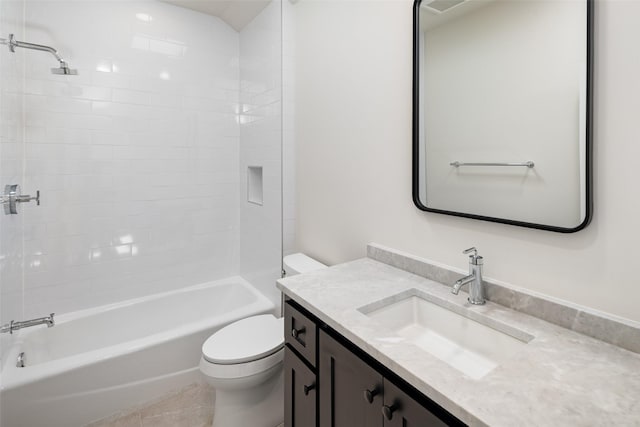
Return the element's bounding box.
[319,330,383,427]
[285,346,317,427]
[382,380,449,427]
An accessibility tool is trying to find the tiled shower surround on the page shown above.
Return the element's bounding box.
[1,0,284,326]
[239,0,284,307]
[0,0,27,331]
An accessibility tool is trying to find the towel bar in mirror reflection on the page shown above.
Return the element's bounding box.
[449,161,535,169]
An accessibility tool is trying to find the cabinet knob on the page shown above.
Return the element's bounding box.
[363,387,380,404]
[291,326,306,339]
[303,382,316,396]
[382,404,398,421]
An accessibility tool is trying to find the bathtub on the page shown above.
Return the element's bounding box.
[0,276,276,427]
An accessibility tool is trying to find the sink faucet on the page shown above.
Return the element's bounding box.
[451,247,485,305]
[1,313,55,334]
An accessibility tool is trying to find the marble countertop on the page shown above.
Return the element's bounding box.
[277,258,640,427]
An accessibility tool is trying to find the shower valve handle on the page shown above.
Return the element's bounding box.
[2,185,41,215]
[16,190,40,205]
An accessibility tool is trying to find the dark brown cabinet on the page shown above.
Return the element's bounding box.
[284,299,464,427]
[382,380,449,427]
[285,301,317,367]
[284,347,317,427]
[284,300,318,427]
[319,330,383,427]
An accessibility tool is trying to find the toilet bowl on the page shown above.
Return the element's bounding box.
[200,314,285,427]
[199,253,327,427]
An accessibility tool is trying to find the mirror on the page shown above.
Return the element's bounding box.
[412,0,593,232]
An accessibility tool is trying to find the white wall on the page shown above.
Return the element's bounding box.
[293,0,640,323]
[239,0,283,308]
[17,1,241,317]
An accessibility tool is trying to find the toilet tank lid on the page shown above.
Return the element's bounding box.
[202,315,284,364]
[283,253,327,275]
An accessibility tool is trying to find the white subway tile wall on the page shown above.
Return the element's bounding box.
[1,0,290,329]
[17,1,243,317]
[239,0,284,308]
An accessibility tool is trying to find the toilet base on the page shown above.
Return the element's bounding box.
[211,364,284,427]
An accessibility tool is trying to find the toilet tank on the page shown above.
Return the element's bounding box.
[283,253,326,276]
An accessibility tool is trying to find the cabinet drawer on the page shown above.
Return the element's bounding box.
[285,301,317,367]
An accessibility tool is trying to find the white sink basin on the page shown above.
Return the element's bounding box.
[358,289,534,379]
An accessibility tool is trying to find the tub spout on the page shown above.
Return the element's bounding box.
[16,351,26,368]
[1,313,55,334]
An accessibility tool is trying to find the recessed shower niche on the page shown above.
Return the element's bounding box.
[248,166,264,205]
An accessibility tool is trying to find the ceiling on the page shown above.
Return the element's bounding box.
[421,0,495,31]
[160,0,271,31]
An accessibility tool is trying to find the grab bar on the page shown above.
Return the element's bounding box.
[450,161,535,168]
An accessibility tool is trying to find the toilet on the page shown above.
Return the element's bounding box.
[199,253,326,427]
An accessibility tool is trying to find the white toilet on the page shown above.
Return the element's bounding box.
[199,253,326,427]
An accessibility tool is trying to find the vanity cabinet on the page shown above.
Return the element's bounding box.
[284,347,317,427]
[284,299,465,427]
[319,331,450,427]
[319,330,382,426]
[284,301,318,427]
[382,379,450,427]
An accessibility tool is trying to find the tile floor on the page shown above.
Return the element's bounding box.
[85,382,285,427]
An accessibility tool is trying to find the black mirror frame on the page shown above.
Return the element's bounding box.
[412,0,594,233]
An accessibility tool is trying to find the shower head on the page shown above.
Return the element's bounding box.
[51,64,78,75]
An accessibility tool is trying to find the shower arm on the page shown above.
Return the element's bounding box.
[0,34,77,74]
[1,33,72,69]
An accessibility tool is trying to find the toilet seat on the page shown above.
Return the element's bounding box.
[202,314,284,365]
[200,348,284,380]
[200,315,284,380]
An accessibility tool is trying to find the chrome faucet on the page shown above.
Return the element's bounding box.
[451,247,485,305]
[1,313,55,334]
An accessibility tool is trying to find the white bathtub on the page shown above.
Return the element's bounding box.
[0,277,276,427]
